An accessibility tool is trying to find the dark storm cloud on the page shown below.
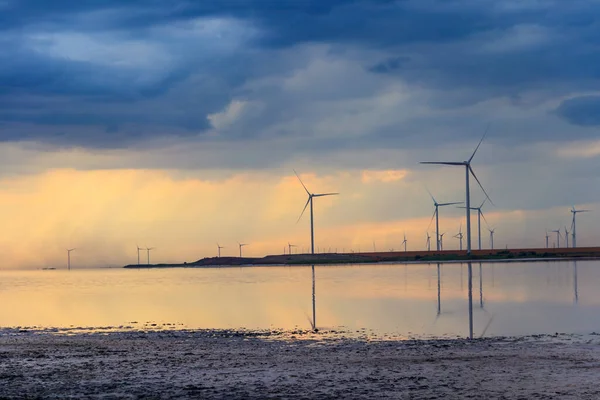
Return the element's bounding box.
[555,96,600,127]
[1,0,599,148]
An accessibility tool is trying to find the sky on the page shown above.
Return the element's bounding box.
[1,0,600,268]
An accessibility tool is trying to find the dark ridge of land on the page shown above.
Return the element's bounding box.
[123,247,600,268]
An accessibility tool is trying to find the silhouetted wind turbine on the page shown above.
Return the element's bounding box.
[426,190,462,251]
[67,248,76,270]
[401,233,408,252]
[146,247,154,265]
[421,127,493,255]
[488,228,496,250]
[294,170,339,255]
[217,243,224,257]
[238,243,248,257]
[571,207,591,248]
[136,245,142,265]
[288,242,297,255]
[454,224,464,251]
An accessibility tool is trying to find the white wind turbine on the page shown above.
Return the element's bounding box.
[401,233,408,252]
[294,170,339,255]
[238,243,248,257]
[564,227,570,248]
[217,243,224,257]
[426,190,462,251]
[545,230,550,248]
[571,206,591,248]
[454,224,464,251]
[426,232,431,251]
[439,232,446,251]
[488,228,496,250]
[421,128,493,255]
[67,248,76,270]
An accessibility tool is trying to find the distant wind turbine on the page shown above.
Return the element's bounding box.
[136,245,142,265]
[238,243,248,257]
[488,228,496,250]
[288,242,297,255]
[426,232,431,251]
[67,248,76,270]
[439,232,446,251]
[459,199,488,250]
[545,230,550,249]
[571,206,591,248]
[454,224,464,251]
[564,227,570,248]
[426,190,462,251]
[401,233,408,252]
[217,243,224,258]
[146,247,155,265]
[294,170,339,255]
[421,126,493,255]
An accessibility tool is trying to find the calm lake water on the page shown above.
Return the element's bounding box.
[0,261,597,338]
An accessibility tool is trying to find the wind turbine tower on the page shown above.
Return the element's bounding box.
[488,228,496,250]
[288,242,297,255]
[136,245,142,265]
[294,170,339,255]
[571,207,591,248]
[421,127,493,256]
[238,243,248,258]
[146,247,154,265]
[551,229,561,248]
[67,248,76,270]
[454,225,464,251]
[217,243,224,257]
[401,234,407,252]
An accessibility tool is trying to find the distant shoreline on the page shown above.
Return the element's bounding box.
[123,247,600,269]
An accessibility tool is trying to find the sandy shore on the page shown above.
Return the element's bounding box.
[1,329,600,399]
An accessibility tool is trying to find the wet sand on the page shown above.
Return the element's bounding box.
[1,329,599,399]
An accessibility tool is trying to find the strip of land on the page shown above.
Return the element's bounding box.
[124,246,600,268]
[1,329,599,399]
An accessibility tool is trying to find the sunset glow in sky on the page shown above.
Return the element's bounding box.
[2,1,600,268]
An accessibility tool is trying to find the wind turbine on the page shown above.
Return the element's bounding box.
[426,232,431,251]
[545,230,550,249]
[454,224,464,251]
[459,199,488,250]
[421,127,493,255]
[439,232,446,251]
[564,227,570,248]
[217,243,224,258]
[571,207,591,248]
[67,248,76,270]
[426,190,462,251]
[488,228,496,250]
[551,229,561,248]
[238,243,248,257]
[294,170,339,254]
[136,245,142,265]
[288,242,297,255]
[401,233,407,252]
[146,247,155,265]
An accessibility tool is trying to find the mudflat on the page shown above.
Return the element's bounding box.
[1,329,599,399]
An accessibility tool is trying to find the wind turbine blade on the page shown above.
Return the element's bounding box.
[293,169,311,195]
[426,209,436,232]
[468,123,490,163]
[469,166,494,206]
[438,202,463,207]
[313,192,339,197]
[480,210,490,226]
[425,187,437,205]
[421,161,465,166]
[297,197,311,223]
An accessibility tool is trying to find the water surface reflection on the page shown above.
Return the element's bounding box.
[0,261,598,338]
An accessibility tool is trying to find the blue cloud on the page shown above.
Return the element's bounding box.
[555,95,600,126]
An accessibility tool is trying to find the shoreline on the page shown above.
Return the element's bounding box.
[1,329,599,398]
